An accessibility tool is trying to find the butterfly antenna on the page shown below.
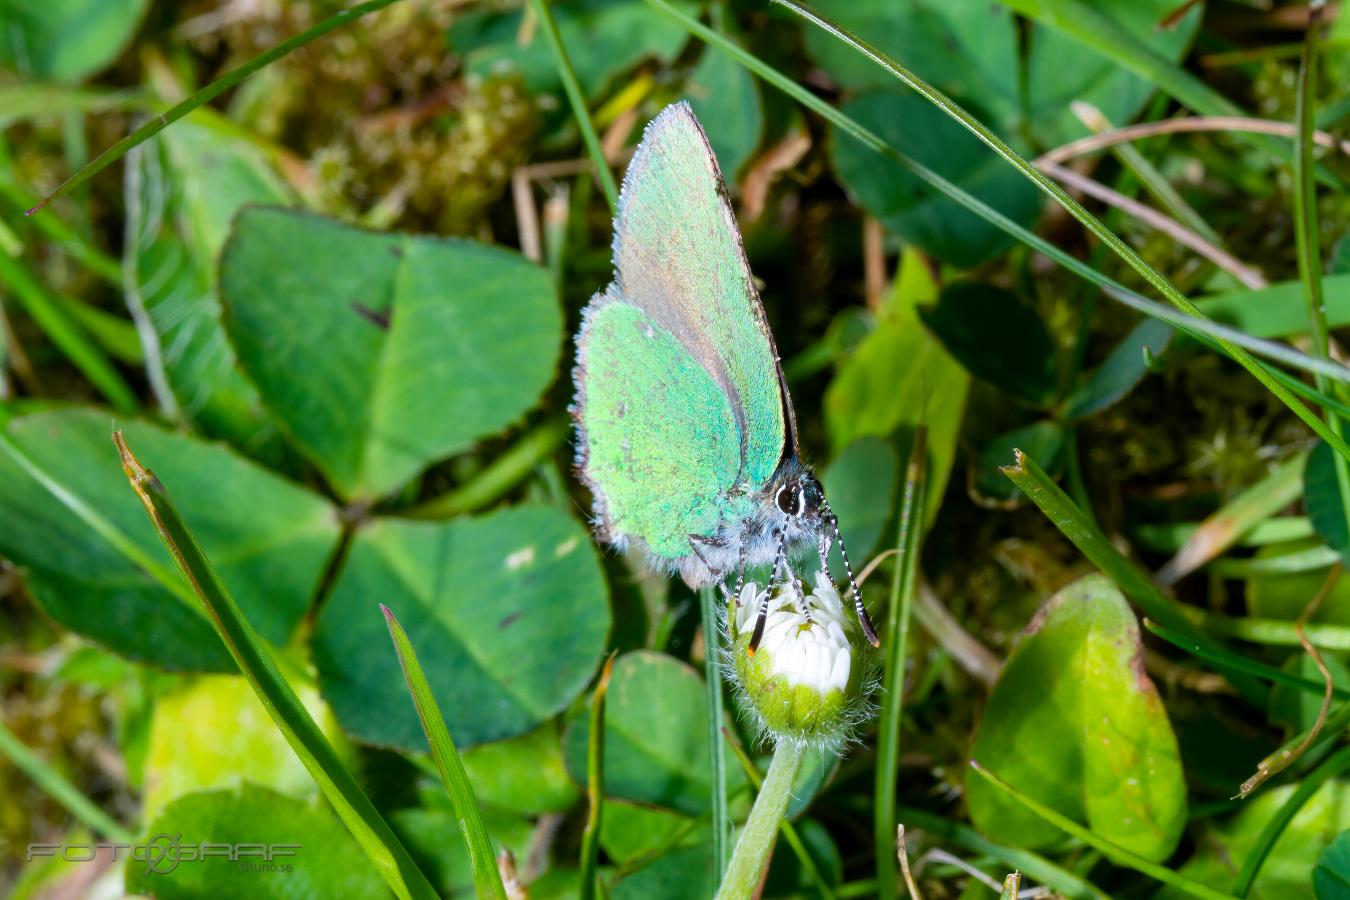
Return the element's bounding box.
[824,500,880,648]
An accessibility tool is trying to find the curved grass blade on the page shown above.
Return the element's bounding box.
[776,0,1350,463]
[27,0,406,216]
[1001,449,1263,700]
[1233,745,1350,896]
[382,604,508,900]
[0,716,133,842]
[580,652,618,900]
[528,0,620,213]
[968,761,1236,900]
[1143,619,1350,700]
[875,427,926,900]
[643,0,1350,455]
[0,252,136,411]
[115,432,439,900]
[1157,452,1307,586]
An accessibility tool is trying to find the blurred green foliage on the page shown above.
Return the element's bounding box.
[2,0,1350,897]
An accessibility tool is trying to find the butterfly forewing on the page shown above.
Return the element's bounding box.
[612,103,792,490]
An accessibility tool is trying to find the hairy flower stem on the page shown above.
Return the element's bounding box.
[715,739,806,900]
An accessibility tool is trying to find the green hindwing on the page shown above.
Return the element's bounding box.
[576,297,743,559]
[612,102,789,490]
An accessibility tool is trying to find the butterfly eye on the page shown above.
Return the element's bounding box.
[776,485,803,516]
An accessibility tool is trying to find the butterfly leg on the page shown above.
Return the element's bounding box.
[820,499,880,648]
[780,555,814,625]
[731,518,751,603]
[687,534,733,602]
[748,529,787,655]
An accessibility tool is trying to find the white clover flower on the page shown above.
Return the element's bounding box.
[727,571,871,749]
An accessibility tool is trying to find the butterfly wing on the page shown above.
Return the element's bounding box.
[612,102,795,488]
[573,102,793,564]
[574,289,745,561]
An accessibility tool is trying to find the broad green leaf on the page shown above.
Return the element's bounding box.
[601,800,705,863]
[824,277,968,521]
[1023,0,1201,147]
[612,842,716,900]
[124,784,385,899]
[449,0,695,101]
[919,283,1057,406]
[966,574,1187,861]
[0,0,148,83]
[1307,441,1350,565]
[1317,830,1350,900]
[314,506,610,750]
[975,421,1065,503]
[124,118,293,454]
[821,435,899,564]
[686,29,762,181]
[831,91,1042,267]
[562,651,745,816]
[1063,318,1173,419]
[1158,781,1350,899]
[219,207,562,500]
[461,724,580,815]
[0,409,337,671]
[143,673,348,822]
[801,0,1019,125]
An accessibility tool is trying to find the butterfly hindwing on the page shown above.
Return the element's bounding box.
[574,291,745,560]
[612,102,792,492]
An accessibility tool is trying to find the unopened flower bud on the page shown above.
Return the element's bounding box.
[728,571,868,749]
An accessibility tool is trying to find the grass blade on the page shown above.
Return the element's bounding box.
[774,0,1350,462]
[382,604,507,900]
[0,251,137,411]
[1144,619,1350,700]
[114,432,439,900]
[1290,6,1350,565]
[700,584,731,876]
[1233,745,1350,896]
[896,807,1108,900]
[27,0,406,216]
[968,762,1236,900]
[0,716,133,843]
[528,0,620,213]
[1157,452,1307,586]
[875,427,926,900]
[1001,450,1263,701]
[580,652,617,900]
[645,0,1350,456]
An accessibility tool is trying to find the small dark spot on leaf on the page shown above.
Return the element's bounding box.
[351,300,392,330]
[387,244,405,258]
[498,611,524,630]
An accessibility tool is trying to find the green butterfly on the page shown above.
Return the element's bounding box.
[572,102,878,650]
